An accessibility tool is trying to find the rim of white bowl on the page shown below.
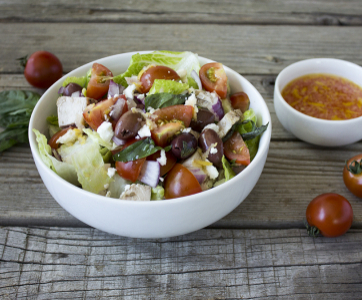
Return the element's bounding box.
[275,58,362,126]
[29,51,272,207]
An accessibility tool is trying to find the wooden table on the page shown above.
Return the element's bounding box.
[1,1,362,298]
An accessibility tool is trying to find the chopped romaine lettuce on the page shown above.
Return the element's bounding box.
[32,129,78,185]
[222,155,235,181]
[151,185,165,200]
[62,76,88,88]
[113,51,200,87]
[108,173,132,199]
[83,128,115,150]
[148,79,189,95]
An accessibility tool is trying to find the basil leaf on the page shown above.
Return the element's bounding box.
[113,137,165,162]
[46,115,59,126]
[0,90,40,152]
[145,93,189,111]
[240,121,269,141]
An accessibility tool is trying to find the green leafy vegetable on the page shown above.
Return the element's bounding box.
[108,173,132,199]
[239,120,269,141]
[113,51,200,87]
[144,93,189,111]
[113,137,165,162]
[100,146,112,163]
[83,128,115,150]
[222,156,235,181]
[0,90,40,152]
[62,76,87,88]
[148,79,189,95]
[46,115,59,126]
[151,185,165,200]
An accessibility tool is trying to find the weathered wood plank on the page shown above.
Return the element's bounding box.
[1,24,362,75]
[0,227,361,299]
[1,0,362,25]
[1,141,362,228]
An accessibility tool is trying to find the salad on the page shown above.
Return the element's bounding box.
[33,51,268,201]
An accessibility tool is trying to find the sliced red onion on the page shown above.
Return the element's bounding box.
[58,86,65,95]
[112,136,127,146]
[211,97,224,120]
[71,90,81,97]
[191,70,202,90]
[109,97,126,120]
[138,161,160,188]
[108,80,120,98]
[188,167,207,184]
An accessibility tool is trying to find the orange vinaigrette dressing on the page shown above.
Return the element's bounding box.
[281,73,362,120]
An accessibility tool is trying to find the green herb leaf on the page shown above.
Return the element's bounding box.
[46,115,59,126]
[0,90,40,152]
[113,137,165,162]
[145,93,189,111]
[240,120,269,141]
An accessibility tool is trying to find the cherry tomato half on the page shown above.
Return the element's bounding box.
[139,65,180,93]
[116,158,146,182]
[224,131,250,166]
[151,121,184,147]
[23,51,63,89]
[48,127,74,149]
[86,63,113,100]
[343,154,362,198]
[230,92,250,113]
[152,105,193,127]
[306,193,353,237]
[199,62,228,99]
[164,164,202,199]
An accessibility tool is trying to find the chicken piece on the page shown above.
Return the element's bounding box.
[119,184,151,201]
[217,110,240,138]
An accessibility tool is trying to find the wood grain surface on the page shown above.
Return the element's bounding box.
[2,0,362,25]
[1,227,362,299]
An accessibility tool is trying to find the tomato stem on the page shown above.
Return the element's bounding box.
[346,159,362,175]
[305,221,320,237]
[16,55,28,69]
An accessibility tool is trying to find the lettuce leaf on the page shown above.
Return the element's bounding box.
[108,173,131,198]
[144,93,189,110]
[83,128,115,150]
[222,155,235,181]
[62,76,87,88]
[32,129,78,185]
[58,137,111,194]
[113,51,200,87]
[151,185,165,200]
[148,80,189,95]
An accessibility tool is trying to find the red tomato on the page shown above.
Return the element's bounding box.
[152,105,193,127]
[199,62,228,99]
[343,154,362,198]
[22,51,63,89]
[139,65,180,93]
[83,95,125,130]
[147,150,177,176]
[164,164,202,199]
[151,121,184,147]
[86,63,113,100]
[306,193,353,237]
[115,158,146,182]
[224,132,250,166]
[230,92,250,113]
[48,127,74,149]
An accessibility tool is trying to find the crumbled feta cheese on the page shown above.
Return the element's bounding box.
[105,191,111,197]
[56,129,79,144]
[210,147,218,154]
[157,149,167,166]
[205,161,219,179]
[147,106,156,114]
[203,123,220,134]
[176,69,187,79]
[159,177,164,182]
[97,121,114,143]
[107,167,116,178]
[182,127,192,133]
[218,111,240,138]
[125,75,140,86]
[124,84,136,100]
[137,124,151,138]
[185,93,198,119]
[137,94,145,101]
[119,184,151,201]
[104,184,109,189]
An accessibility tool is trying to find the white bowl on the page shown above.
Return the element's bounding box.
[274,58,362,147]
[29,51,272,238]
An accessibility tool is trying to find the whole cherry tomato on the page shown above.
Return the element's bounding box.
[21,51,63,89]
[164,164,202,199]
[306,193,353,237]
[86,63,113,100]
[199,62,228,99]
[230,92,250,113]
[343,154,362,198]
[139,65,180,93]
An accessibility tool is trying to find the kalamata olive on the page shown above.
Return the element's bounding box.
[114,110,144,140]
[190,108,215,132]
[63,83,83,96]
[171,133,198,159]
[198,129,223,168]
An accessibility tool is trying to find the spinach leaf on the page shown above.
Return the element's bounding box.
[240,120,269,141]
[145,93,189,111]
[113,137,165,162]
[0,90,40,152]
